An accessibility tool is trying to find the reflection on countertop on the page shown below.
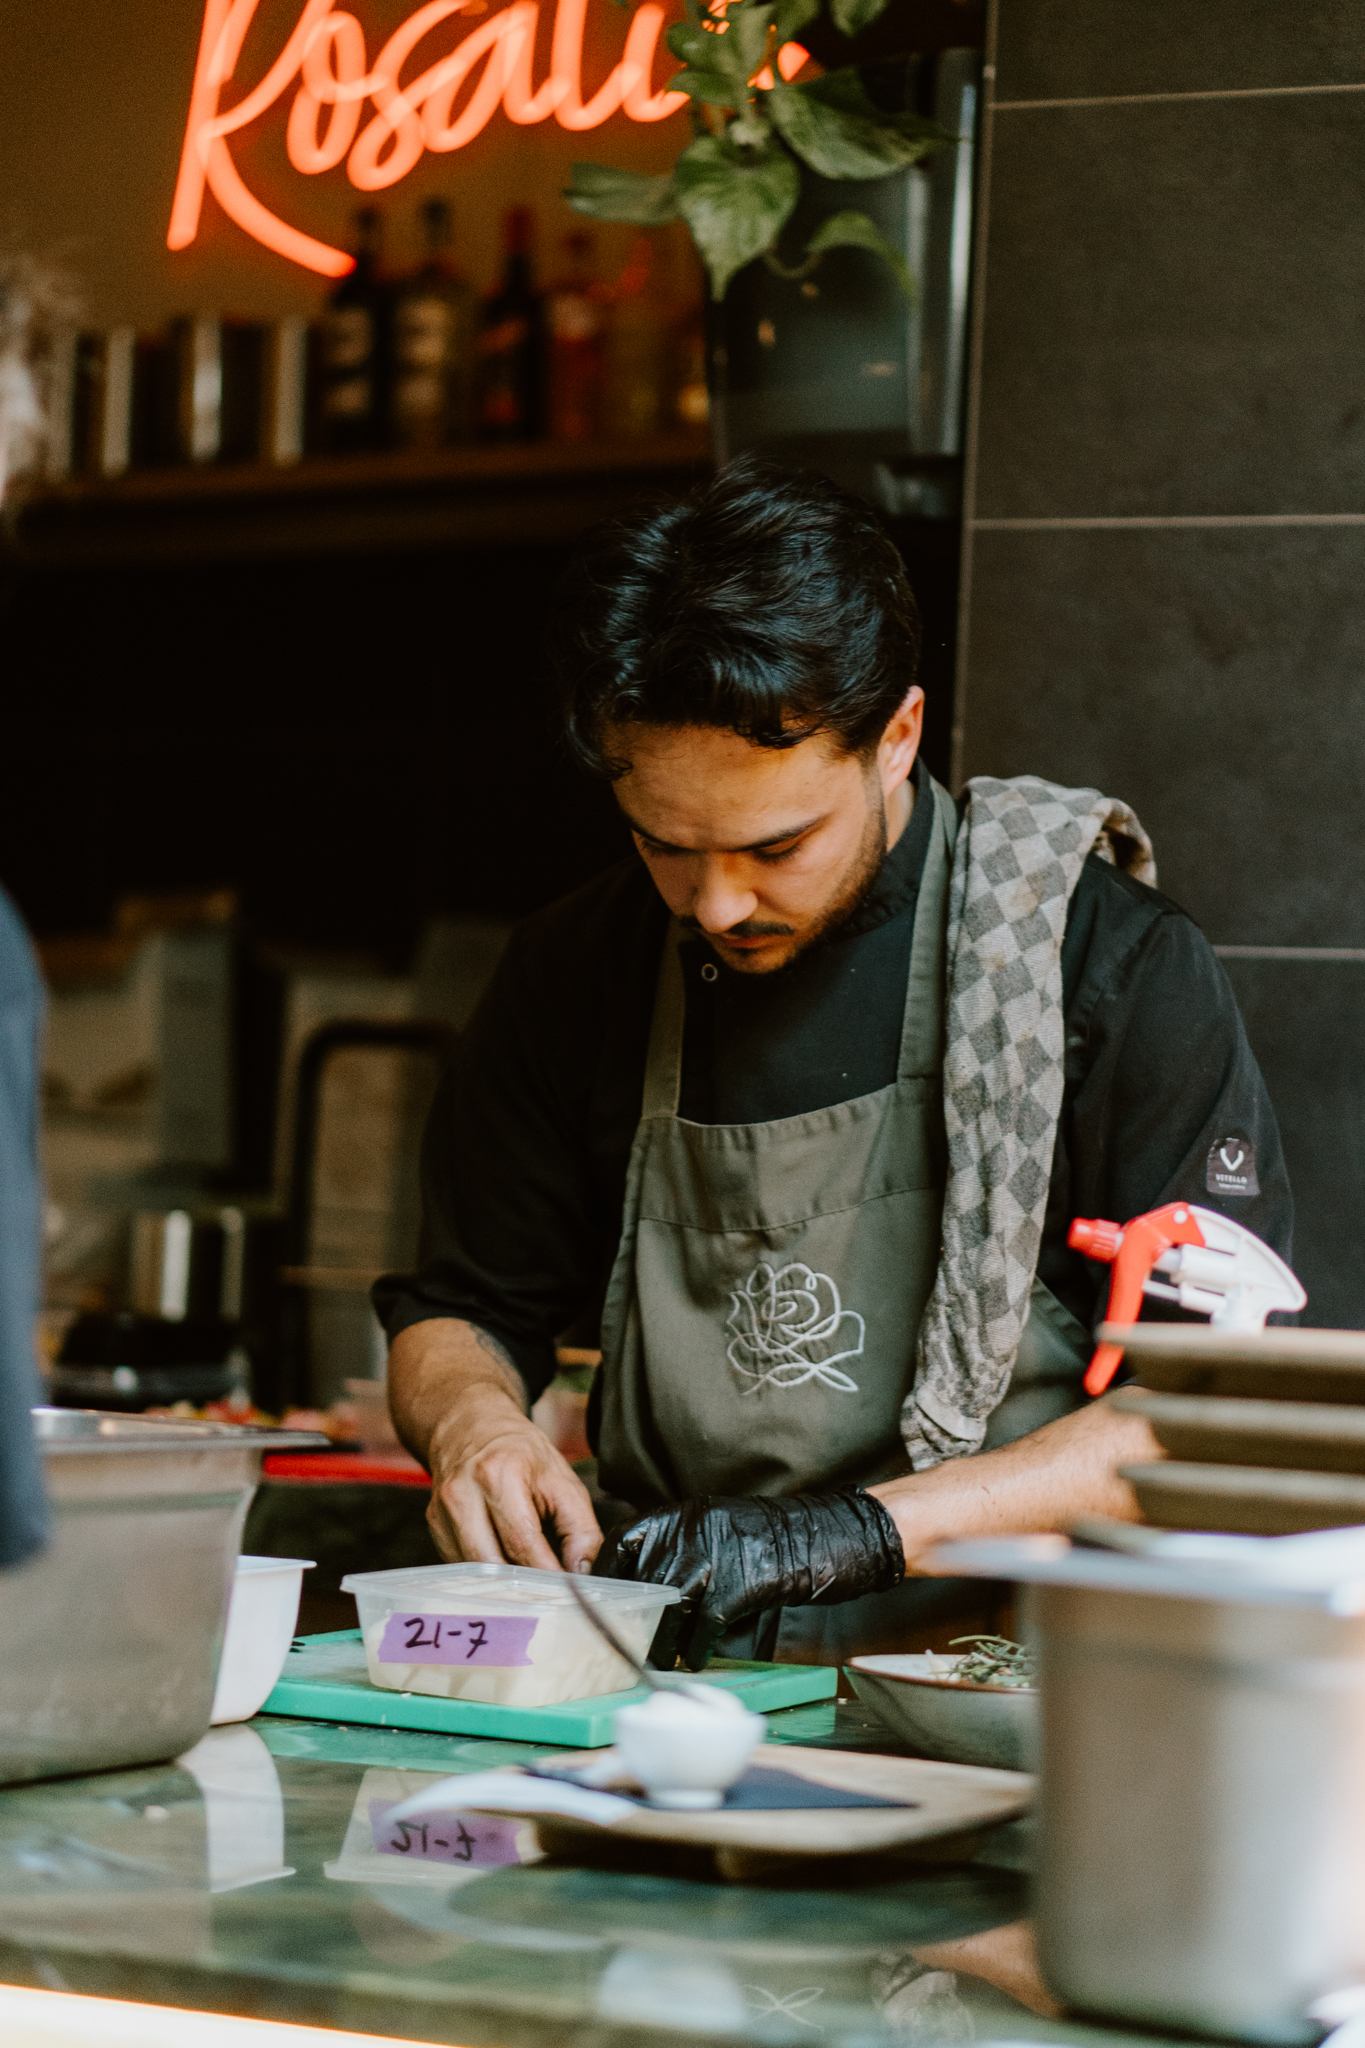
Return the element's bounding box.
[0,1700,1115,2048]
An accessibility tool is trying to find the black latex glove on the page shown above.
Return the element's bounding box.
[593,1487,905,1671]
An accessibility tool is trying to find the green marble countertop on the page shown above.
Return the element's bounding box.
[0,1700,1161,2048]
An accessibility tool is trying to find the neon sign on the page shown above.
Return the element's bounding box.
[169,0,692,277]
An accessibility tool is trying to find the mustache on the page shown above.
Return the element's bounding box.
[679,916,797,940]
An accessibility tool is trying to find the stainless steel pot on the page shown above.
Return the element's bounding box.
[930,1532,1365,2043]
[1031,1579,1365,2043]
[0,1409,322,1786]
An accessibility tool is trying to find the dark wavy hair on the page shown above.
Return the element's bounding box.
[549,456,922,779]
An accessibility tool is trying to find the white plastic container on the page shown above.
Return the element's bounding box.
[210,1555,315,1725]
[340,1562,683,1707]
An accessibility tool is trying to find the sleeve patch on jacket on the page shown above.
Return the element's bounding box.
[1207,1132,1259,1198]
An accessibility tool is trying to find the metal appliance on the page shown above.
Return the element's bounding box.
[933,1529,1365,2042]
[52,1204,283,1412]
[0,1409,322,1785]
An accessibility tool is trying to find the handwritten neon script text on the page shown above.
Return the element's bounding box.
[169,0,691,276]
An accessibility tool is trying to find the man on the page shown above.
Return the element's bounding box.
[377,460,1290,1668]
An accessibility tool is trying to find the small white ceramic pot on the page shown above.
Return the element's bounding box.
[612,1701,766,1809]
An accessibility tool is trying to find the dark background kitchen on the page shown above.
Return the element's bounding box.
[3,0,1363,1528]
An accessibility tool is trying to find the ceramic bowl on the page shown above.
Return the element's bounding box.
[844,1654,1036,1771]
[612,1701,766,1809]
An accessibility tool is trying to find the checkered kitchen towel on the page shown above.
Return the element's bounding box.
[902,776,1156,1468]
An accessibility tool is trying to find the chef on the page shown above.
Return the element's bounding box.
[376,459,1291,1668]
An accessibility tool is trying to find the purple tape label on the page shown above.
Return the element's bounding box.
[377,1612,537,1665]
[369,1801,522,1867]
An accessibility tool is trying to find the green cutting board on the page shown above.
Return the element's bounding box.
[262,1630,837,1748]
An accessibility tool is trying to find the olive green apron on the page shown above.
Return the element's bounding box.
[598,776,1092,1664]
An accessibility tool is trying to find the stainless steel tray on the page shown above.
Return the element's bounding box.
[1120,1457,1365,1535]
[1104,1322,1365,1404]
[0,1409,324,1785]
[34,1407,321,1454]
[1113,1387,1365,1473]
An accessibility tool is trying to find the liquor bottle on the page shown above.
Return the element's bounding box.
[72,328,136,476]
[477,207,546,444]
[263,317,308,466]
[546,230,605,443]
[165,316,270,466]
[602,236,667,441]
[317,208,390,453]
[390,198,477,449]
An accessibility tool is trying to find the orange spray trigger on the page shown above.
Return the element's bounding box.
[1069,1217,1124,1263]
[1068,1204,1208,1396]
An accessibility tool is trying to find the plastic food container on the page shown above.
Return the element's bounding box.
[340,1563,682,1707]
[210,1555,316,1725]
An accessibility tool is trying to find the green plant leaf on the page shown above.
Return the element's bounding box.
[798,66,957,140]
[724,0,778,83]
[728,108,773,147]
[667,65,747,107]
[563,163,682,225]
[674,132,800,300]
[667,19,731,69]
[766,80,952,179]
[829,0,890,36]
[670,1,779,90]
[798,65,879,116]
[806,208,914,298]
[773,0,819,45]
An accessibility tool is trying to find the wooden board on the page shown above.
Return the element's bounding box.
[1121,1458,1365,1535]
[1104,1322,1365,1404]
[1114,1388,1365,1473]
[524,1743,1030,1874]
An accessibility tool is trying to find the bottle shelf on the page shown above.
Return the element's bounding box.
[6,433,713,568]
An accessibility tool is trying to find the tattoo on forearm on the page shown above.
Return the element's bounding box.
[471,1324,525,1401]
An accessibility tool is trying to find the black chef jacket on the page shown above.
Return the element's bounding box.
[375,762,1293,1412]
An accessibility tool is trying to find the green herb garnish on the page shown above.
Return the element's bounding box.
[948,1635,1036,1689]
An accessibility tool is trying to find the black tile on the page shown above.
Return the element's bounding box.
[995,0,1365,103]
[1219,955,1365,1329]
[957,526,1365,946]
[974,94,1365,518]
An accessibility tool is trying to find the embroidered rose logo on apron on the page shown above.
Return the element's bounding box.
[726,1262,866,1395]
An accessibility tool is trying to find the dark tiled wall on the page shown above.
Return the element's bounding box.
[960,524,1365,948]
[994,0,1365,102]
[959,1,1365,940]
[957,2,1365,1318]
[975,95,1365,523]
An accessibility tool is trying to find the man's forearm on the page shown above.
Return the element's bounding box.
[388,1317,528,1469]
[869,1398,1163,1573]
[387,1317,602,1571]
